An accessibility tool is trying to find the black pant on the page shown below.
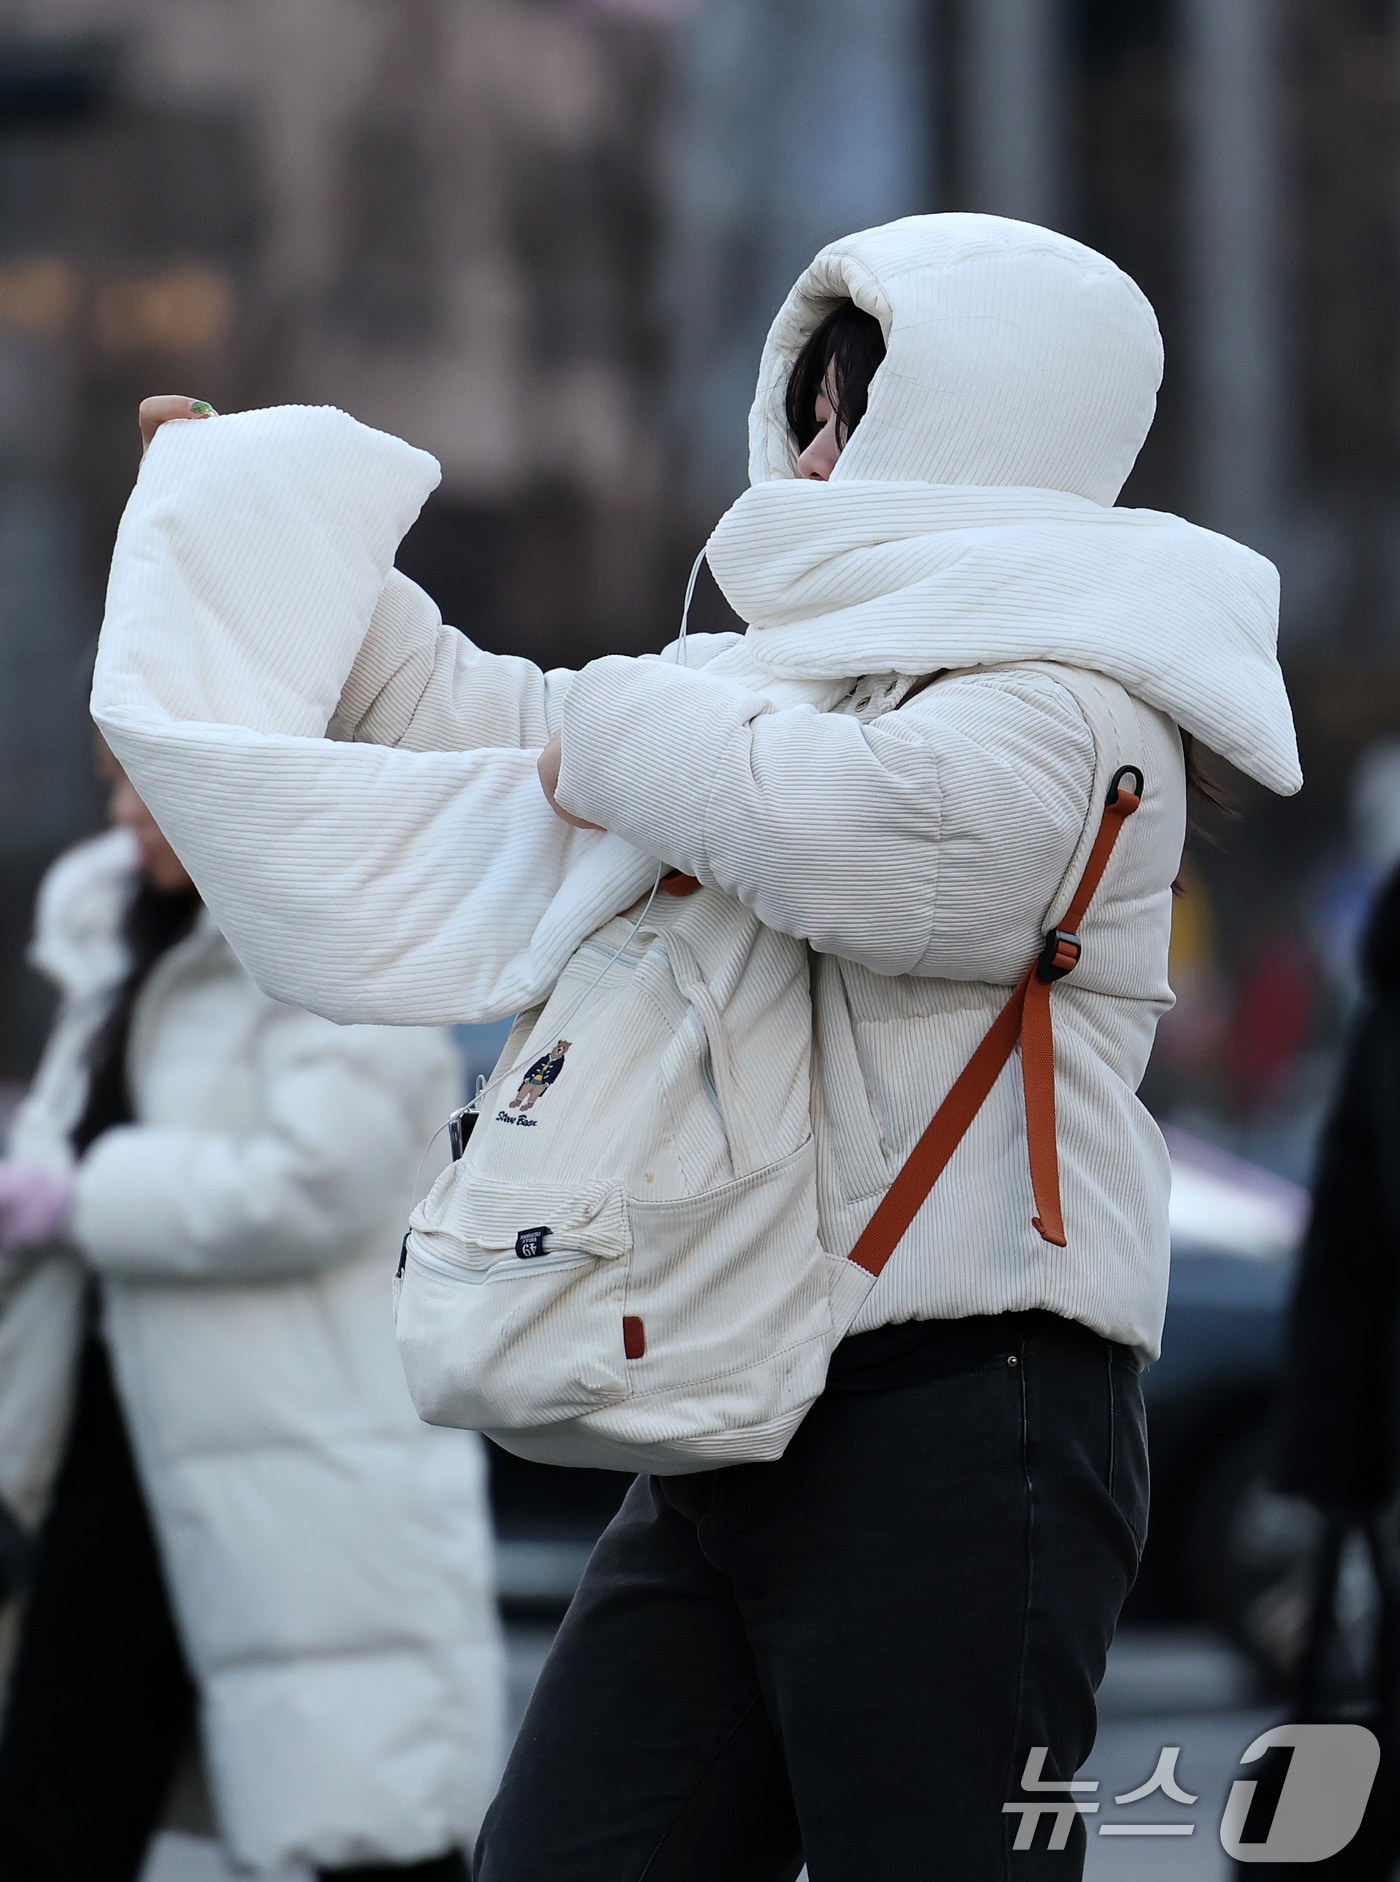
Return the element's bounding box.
[0,1337,469,1882]
[476,1311,1148,1882]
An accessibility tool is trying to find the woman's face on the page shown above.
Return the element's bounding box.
[796,367,842,482]
[98,744,194,893]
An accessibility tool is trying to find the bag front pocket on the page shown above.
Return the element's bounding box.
[618,1135,833,1425]
[395,1170,633,1431]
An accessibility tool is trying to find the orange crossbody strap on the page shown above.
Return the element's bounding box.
[847,766,1143,1279]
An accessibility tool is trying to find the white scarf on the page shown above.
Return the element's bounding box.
[705,480,1300,795]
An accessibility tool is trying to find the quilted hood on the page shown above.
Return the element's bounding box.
[711,214,1301,796]
[748,212,1164,503]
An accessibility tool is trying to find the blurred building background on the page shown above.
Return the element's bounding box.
[1,0,1397,1177]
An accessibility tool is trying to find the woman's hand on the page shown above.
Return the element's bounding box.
[138,394,215,456]
[0,1163,75,1257]
[538,733,604,831]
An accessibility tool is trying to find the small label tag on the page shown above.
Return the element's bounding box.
[515,1226,552,1260]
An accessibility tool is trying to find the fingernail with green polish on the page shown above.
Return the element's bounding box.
[190,400,214,416]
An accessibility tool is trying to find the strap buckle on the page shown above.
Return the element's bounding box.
[1037,929,1081,984]
[1107,764,1144,805]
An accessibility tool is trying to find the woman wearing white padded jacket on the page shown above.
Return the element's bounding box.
[103,215,1302,1880]
[0,754,504,1882]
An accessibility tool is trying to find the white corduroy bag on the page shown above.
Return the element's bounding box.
[393,877,872,1476]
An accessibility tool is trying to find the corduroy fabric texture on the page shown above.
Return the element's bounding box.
[722,213,1297,794]
[705,481,1298,795]
[93,414,812,1025]
[748,213,1163,500]
[558,657,1186,1359]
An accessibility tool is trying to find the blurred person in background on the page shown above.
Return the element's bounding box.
[1272,861,1400,1874]
[1275,861,1400,1839]
[1307,737,1400,1004]
[0,746,503,1882]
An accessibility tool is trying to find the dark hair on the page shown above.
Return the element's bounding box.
[70,876,200,1156]
[1181,732,1230,815]
[784,301,887,452]
[1174,731,1234,895]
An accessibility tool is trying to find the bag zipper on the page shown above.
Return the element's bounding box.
[403,1239,595,1285]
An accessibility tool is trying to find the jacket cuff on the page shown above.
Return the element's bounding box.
[555,656,768,872]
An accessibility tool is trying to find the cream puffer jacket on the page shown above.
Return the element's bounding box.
[0,831,504,1873]
[90,215,1301,1366]
[334,590,1188,1358]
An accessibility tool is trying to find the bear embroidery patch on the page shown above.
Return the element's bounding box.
[508,1038,571,1114]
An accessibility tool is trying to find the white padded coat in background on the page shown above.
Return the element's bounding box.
[91,213,1301,1367]
[0,831,504,1874]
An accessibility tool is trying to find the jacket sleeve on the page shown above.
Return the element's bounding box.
[329,572,745,755]
[70,1011,449,1281]
[1274,998,1400,1511]
[328,570,577,751]
[555,656,1097,981]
